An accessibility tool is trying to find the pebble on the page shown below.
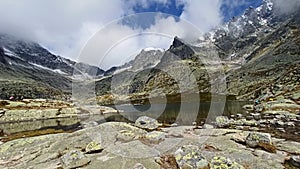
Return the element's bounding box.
[203,124,214,129]
[276,120,285,126]
[286,122,295,127]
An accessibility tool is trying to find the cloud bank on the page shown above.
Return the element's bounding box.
[0,0,224,69]
[272,0,300,15]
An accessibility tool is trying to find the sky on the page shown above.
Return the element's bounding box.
[1,0,296,70]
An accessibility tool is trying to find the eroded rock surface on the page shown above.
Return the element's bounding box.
[0,122,298,169]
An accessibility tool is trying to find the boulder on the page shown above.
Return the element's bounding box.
[135,116,160,130]
[203,124,214,129]
[246,132,271,148]
[246,132,276,153]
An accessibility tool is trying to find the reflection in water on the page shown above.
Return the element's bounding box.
[0,117,81,142]
[115,101,249,125]
[0,101,248,141]
[1,101,299,142]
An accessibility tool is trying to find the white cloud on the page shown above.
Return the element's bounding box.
[78,13,206,70]
[0,0,125,59]
[179,0,223,33]
[272,0,300,15]
[0,0,224,70]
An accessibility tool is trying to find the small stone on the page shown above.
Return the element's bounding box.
[215,116,230,128]
[243,104,254,111]
[259,119,267,124]
[246,116,254,120]
[276,120,285,126]
[235,126,244,130]
[275,115,285,119]
[268,119,276,125]
[135,116,159,130]
[251,113,261,119]
[85,141,103,154]
[286,122,295,126]
[61,150,90,169]
[290,155,300,168]
[170,123,178,127]
[249,127,259,131]
[210,156,245,169]
[203,124,214,129]
[81,121,98,128]
[236,114,243,118]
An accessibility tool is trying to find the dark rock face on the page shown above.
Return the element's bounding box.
[0,47,7,64]
[104,66,118,76]
[165,36,195,60]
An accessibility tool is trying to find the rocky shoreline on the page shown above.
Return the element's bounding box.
[0,99,118,123]
[0,97,299,168]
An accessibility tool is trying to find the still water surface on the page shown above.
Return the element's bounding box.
[0,101,247,141]
[1,101,299,142]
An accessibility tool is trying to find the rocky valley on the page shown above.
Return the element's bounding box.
[0,0,299,168]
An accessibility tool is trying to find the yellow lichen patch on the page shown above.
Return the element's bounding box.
[85,141,102,154]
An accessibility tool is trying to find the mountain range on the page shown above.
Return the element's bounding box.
[0,0,299,104]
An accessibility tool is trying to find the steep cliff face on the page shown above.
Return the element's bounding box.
[0,47,7,64]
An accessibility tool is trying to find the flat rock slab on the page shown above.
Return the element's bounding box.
[0,122,298,169]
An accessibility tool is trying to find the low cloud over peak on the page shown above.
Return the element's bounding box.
[0,0,261,69]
